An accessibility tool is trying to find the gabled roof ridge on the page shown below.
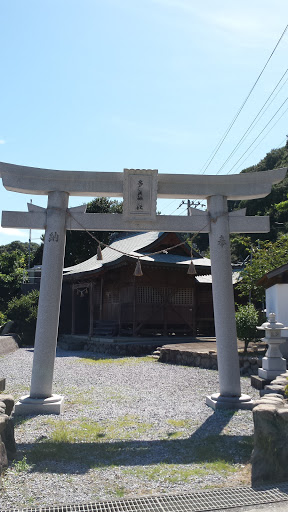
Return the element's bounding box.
[64,231,161,272]
[63,231,209,276]
[110,231,162,244]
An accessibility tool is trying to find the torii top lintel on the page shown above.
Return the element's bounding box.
[0,162,286,200]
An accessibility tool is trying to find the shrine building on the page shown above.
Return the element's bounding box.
[60,231,216,339]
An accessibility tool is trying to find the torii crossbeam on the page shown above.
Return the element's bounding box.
[0,163,286,414]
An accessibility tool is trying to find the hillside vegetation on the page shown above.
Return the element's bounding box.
[228,143,288,303]
[229,143,288,243]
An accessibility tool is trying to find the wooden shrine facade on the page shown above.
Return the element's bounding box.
[60,232,215,337]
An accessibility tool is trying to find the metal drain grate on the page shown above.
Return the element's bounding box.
[7,484,288,512]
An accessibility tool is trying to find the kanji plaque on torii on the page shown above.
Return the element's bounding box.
[123,168,158,220]
[0,162,286,414]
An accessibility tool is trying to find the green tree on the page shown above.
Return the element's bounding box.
[65,197,123,266]
[0,240,39,258]
[228,144,288,244]
[0,250,27,311]
[230,235,252,264]
[275,193,288,213]
[32,197,123,267]
[236,235,288,303]
[235,303,260,352]
[6,290,39,346]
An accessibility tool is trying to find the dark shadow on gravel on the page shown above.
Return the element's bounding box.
[16,410,253,474]
[25,347,127,361]
[54,349,130,360]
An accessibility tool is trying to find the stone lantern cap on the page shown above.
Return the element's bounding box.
[257,312,288,338]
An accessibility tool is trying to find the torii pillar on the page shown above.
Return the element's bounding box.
[206,195,248,409]
[27,191,69,412]
[0,163,286,414]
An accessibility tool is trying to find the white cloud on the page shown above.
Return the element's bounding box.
[212,14,262,34]
[0,226,28,239]
[0,140,5,145]
[150,0,288,47]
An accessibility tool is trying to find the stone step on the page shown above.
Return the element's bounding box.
[149,347,162,360]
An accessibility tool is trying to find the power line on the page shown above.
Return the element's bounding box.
[228,107,288,174]
[200,23,288,174]
[227,99,288,174]
[276,139,287,149]
[159,198,180,213]
[161,198,207,216]
[216,68,288,174]
[170,203,186,215]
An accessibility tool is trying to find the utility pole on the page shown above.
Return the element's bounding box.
[28,199,32,270]
[178,199,202,216]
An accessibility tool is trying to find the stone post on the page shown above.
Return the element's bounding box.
[89,282,94,337]
[206,195,253,410]
[257,313,287,380]
[14,191,69,415]
[71,284,75,335]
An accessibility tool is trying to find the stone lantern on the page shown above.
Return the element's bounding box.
[257,312,288,380]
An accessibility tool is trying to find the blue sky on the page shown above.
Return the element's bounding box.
[0,0,288,246]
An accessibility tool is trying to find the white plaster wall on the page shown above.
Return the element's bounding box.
[266,284,288,357]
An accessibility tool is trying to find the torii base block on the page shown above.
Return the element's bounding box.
[14,394,64,415]
[206,393,254,410]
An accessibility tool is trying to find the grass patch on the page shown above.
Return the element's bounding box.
[166,431,187,439]
[107,415,153,439]
[165,418,193,439]
[62,386,95,407]
[79,356,154,365]
[28,439,132,466]
[4,385,30,399]
[123,461,236,484]
[13,416,33,427]
[10,456,32,473]
[24,423,253,472]
[114,485,126,498]
[102,388,128,401]
[192,435,253,465]
[166,419,192,428]
[42,414,153,444]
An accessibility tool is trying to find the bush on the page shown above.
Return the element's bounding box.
[235,303,260,353]
[0,311,6,327]
[6,290,39,346]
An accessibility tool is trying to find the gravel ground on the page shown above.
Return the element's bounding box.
[0,348,259,510]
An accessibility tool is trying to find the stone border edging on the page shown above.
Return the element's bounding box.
[0,394,16,471]
[158,347,264,376]
[252,371,288,485]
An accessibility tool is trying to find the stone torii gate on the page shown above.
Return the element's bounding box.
[0,163,286,414]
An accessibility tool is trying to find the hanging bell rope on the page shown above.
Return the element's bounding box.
[187,246,197,275]
[134,258,143,277]
[97,244,103,260]
[67,210,221,278]
[187,261,197,275]
[68,210,215,261]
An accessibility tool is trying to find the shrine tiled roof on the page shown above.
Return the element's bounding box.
[63,231,211,277]
[196,272,240,285]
